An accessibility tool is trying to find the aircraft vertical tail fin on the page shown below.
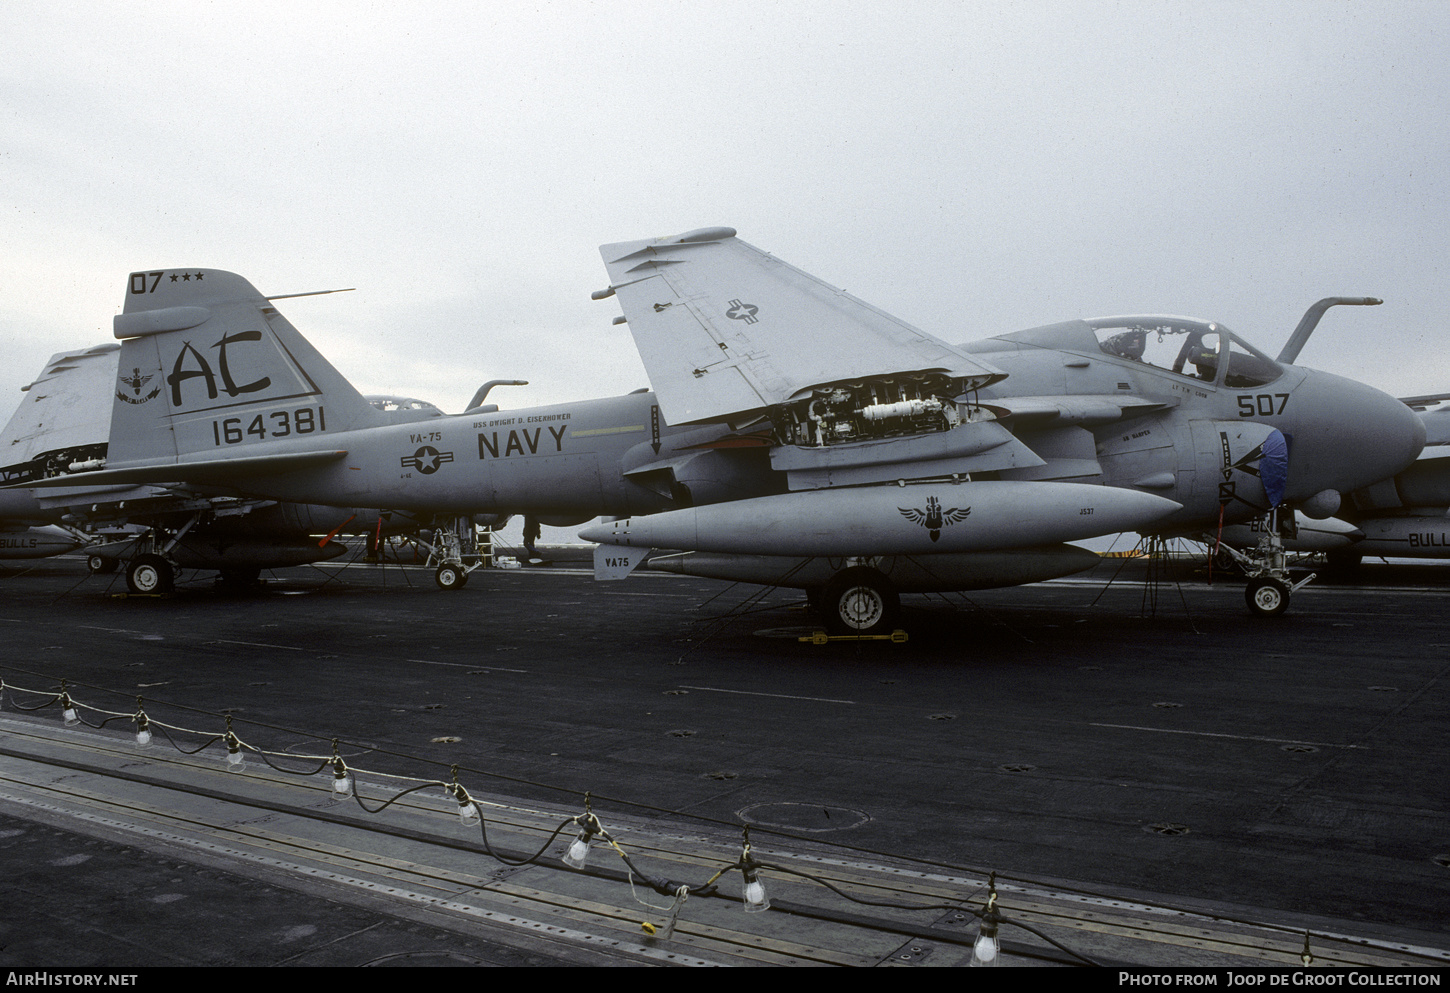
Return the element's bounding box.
[109,269,385,466]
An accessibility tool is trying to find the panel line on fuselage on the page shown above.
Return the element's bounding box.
[570,425,647,437]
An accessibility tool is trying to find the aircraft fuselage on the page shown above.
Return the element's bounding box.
[156,390,778,520]
[963,319,1424,532]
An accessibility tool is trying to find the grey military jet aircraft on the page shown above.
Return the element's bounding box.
[7,268,793,591]
[0,340,468,592]
[10,264,1177,605]
[582,227,1425,627]
[1328,397,1450,564]
[1232,396,1450,571]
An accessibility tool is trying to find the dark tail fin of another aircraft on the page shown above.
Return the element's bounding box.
[108,269,386,465]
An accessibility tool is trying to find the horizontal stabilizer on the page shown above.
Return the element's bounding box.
[7,449,348,490]
[598,229,1005,425]
[592,542,650,581]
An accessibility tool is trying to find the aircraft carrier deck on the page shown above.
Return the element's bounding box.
[0,553,1446,970]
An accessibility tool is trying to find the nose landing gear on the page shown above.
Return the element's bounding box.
[1244,575,1291,617]
[1213,508,1315,617]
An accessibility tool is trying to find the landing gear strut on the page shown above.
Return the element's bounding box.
[425,517,488,590]
[1214,508,1314,617]
[115,517,199,596]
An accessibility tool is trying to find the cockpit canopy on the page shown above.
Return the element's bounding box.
[364,395,445,422]
[1088,316,1283,388]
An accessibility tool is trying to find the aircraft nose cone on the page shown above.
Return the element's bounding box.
[1408,400,1429,457]
[1367,383,1426,480]
[1288,372,1425,498]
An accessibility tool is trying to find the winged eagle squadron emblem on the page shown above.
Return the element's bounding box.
[115,367,160,405]
[899,495,971,542]
[120,368,154,395]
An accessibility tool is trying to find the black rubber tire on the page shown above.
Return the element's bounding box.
[126,554,174,595]
[821,567,899,636]
[1245,577,1290,617]
[435,564,465,590]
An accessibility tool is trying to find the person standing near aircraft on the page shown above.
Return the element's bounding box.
[522,515,542,564]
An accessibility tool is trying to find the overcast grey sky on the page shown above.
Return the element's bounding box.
[4,0,1446,415]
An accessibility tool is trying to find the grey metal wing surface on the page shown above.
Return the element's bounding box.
[598,227,1005,426]
[0,345,120,466]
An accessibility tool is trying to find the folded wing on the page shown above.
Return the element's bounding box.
[598,227,1005,426]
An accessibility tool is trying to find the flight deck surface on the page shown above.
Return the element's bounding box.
[0,556,1445,969]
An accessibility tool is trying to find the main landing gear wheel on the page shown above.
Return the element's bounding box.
[126,554,174,595]
[434,563,468,590]
[822,567,899,636]
[87,555,117,575]
[1245,577,1290,617]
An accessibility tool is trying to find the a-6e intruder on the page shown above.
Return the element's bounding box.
[583,227,1424,627]
[11,263,1180,606]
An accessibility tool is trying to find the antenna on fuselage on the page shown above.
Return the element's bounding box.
[463,380,529,413]
[264,288,356,301]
